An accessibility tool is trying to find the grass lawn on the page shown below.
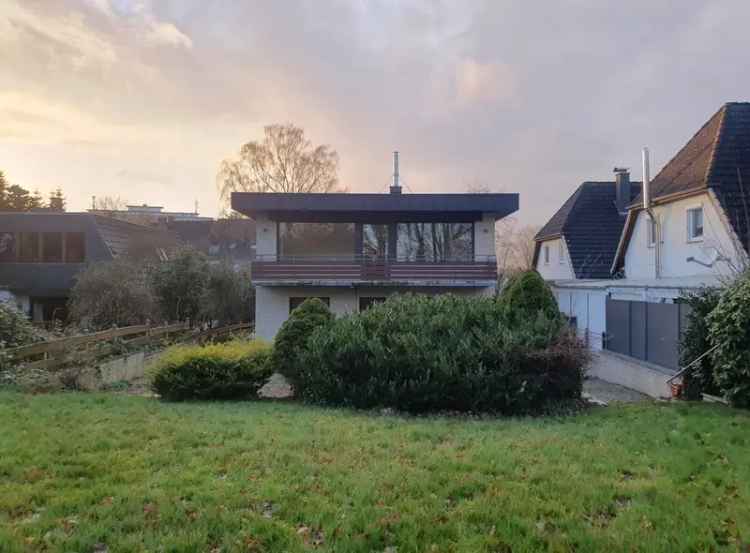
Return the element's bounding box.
[1,393,749,552]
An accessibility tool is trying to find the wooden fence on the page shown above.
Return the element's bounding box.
[5,321,253,371]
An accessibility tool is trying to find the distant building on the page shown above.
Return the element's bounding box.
[0,212,176,322]
[88,203,212,226]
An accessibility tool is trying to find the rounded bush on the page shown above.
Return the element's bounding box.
[500,270,561,324]
[708,274,750,408]
[298,293,586,414]
[0,301,44,349]
[149,339,273,401]
[271,298,333,387]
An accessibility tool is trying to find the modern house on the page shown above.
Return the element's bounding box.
[231,170,518,339]
[0,212,176,322]
[535,102,750,395]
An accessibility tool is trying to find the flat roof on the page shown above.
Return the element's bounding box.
[231,192,519,222]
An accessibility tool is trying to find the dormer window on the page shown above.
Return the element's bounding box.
[687,207,704,242]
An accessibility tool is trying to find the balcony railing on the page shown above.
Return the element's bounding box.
[251,255,498,282]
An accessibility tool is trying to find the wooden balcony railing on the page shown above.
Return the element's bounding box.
[251,255,498,282]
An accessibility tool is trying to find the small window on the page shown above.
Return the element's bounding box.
[687,207,704,241]
[359,297,386,311]
[544,245,550,265]
[558,241,565,264]
[18,233,39,262]
[289,297,330,314]
[42,233,63,262]
[65,233,85,262]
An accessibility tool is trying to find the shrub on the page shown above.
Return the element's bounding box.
[150,246,211,323]
[298,293,586,414]
[678,288,722,400]
[200,262,254,325]
[500,270,561,325]
[271,298,333,388]
[68,258,158,330]
[0,301,44,349]
[708,273,750,408]
[149,339,273,401]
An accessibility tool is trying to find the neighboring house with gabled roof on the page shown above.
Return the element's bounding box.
[612,102,750,280]
[534,172,641,280]
[533,102,750,396]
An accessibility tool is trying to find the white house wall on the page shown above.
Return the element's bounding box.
[553,286,607,350]
[255,285,495,340]
[255,216,277,260]
[536,238,575,281]
[624,192,743,280]
[474,215,496,260]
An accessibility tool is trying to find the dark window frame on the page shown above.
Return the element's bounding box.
[289,296,331,314]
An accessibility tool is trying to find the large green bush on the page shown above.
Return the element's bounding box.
[271,298,333,388]
[708,274,750,408]
[500,270,561,324]
[149,339,273,401]
[678,288,722,400]
[149,246,211,323]
[298,294,586,414]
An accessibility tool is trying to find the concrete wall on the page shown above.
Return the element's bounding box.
[588,350,673,398]
[624,192,743,279]
[553,286,607,350]
[255,216,277,260]
[536,238,575,281]
[474,215,496,259]
[255,285,495,340]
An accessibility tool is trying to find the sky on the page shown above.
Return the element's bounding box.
[1,0,749,224]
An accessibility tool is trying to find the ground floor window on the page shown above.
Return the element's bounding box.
[359,296,386,311]
[289,296,330,314]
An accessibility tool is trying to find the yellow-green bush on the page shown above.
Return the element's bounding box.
[149,340,272,401]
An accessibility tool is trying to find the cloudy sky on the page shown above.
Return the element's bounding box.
[1,1,749,224]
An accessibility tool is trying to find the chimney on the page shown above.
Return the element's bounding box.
[642,147,651,210]
[390,151,402,194]
[613,167,631,213]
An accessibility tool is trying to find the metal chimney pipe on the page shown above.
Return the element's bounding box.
[390,150,402,194]
[642,147,651,209]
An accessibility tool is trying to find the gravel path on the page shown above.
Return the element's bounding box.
[583,377,649,404]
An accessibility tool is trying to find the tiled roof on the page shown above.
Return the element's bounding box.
[535,181,641,279]
[631,102,750,252]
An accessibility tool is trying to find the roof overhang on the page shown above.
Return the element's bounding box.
[231,192,519,223]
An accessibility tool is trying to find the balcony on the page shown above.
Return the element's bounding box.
[251,255,498,285]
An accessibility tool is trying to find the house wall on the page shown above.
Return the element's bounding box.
[255,216,277,260]
[624,192,743,279]
[255,285,495,340]
[536,238,575,281]
[474,215,496,259]
[553,286,607,350]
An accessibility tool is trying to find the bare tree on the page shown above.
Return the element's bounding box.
[93,196,127,211]
[217,124,343,207]
[495,217,540,272]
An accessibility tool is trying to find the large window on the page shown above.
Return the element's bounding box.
[396,223,473,262]
[687,207,704,241]
[278,223,355,258]
[0,232,85,263]
[362,224,388,258]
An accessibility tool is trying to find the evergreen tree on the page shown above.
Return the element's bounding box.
[48,188,66,211]
[4,185,33,211]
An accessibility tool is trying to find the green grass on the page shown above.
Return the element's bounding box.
[1,393,749,552]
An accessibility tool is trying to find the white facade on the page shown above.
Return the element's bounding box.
[553,284,607,350]
[255,285,495,340]
[623,191,745,280]
[474,215,497,260]
[535,237,575,281]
